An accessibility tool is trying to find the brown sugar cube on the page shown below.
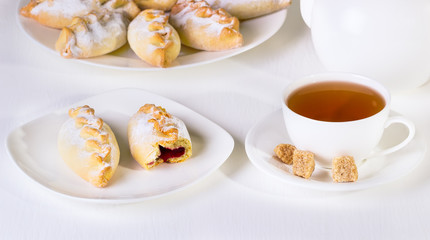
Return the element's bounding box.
[332,156,358,183]
[274,144,296,165]
[292,150,315,179]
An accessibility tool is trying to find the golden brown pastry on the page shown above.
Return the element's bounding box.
[169,0,243,51]
[128,9,181,68]
[57,105,120,187]
[205,0,291,20]
[20,0,139,29]
[55,10,128,58]
[20,0,97,29]
[128,104,192,170]
[134,0,177,11]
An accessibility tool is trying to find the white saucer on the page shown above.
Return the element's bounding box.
[17,0,287,70]
[6,89,234,203]
[245,109,427,191]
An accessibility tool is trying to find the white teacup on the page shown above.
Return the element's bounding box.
[281,72,415,168]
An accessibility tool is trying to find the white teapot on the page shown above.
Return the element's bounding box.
[300,0,430,91]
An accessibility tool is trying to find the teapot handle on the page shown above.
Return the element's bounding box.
[300,0,315,28]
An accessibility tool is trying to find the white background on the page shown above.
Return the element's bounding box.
[1,0,430,239]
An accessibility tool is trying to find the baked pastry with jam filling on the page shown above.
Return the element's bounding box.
[128,104,192,169]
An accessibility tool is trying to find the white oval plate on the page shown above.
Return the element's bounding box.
[17,0,287,70]
[6,89,234,203]
[245,109,427,191]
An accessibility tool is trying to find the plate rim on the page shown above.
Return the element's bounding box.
[6,88,235,203]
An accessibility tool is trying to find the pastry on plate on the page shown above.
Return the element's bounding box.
[57,105,120,187]
[205,0,291,20]
[128,104,192,170]
[20,0,139,29]
[169,0,243,51]
[134,0,177,11]
[55,10,128,58]
[128,9,181,68]
[20,0,98,29]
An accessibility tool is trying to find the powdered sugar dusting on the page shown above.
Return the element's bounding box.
[170,0,237,36]
[30,0,95,18]
[128,10,173,55]
[68,12,127,57]
[59,107,116,171]
[129,109,191,148]
[59,118,86,147]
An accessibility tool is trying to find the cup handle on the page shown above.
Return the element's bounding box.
[367,116,416,159]
[300,0,315,28]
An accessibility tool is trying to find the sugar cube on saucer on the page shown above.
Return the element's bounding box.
[332,156,358,183]
[274,143,296,165]
[292,150,315,179]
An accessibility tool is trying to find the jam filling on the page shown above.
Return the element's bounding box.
[159,146,185,161]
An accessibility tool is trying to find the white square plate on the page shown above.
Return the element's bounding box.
[7,89,234,203]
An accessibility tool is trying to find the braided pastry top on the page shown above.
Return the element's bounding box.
[138,104,179,142]
[171,0,240,34]
[68,105,112,165]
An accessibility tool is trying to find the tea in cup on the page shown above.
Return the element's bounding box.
[281,72,415,168]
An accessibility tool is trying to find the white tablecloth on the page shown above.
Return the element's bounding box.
[2,1,430,239]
